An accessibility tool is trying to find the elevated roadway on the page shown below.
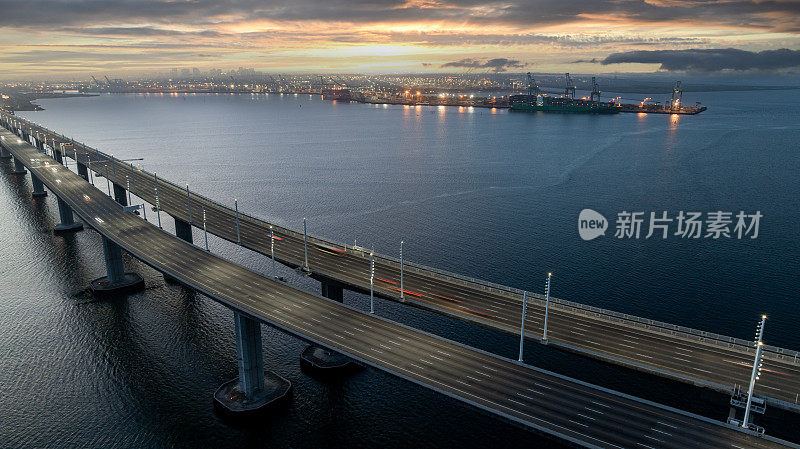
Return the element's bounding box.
[4,112,800,415]
[4,124,800,449]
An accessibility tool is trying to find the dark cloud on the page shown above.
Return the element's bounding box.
[0,0,799,32]
[601,48,800,72]
[441,58,525,72]
[571,58,599,64]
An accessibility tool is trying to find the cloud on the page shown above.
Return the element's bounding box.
[571,58,599,63]
[601,48,800,72]
[1,0,799,32]
[441,58,525,72]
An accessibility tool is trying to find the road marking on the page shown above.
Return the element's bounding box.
[585,407,604,414]
[591,401,612,409]
[577,414,595,421]
[568,420,589,428]
[657,421,677,429]
[652,428,672,436]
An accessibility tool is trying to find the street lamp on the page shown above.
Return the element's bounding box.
[400,240,405,301]
[743,315,767,429]
[518,290,528,362]
[270,225,276,279]
[302,217,309,272]
[542,272,553,343]
[370,251,375,314]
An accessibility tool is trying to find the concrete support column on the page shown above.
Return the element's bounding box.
[0,143,11,159]
[234,312,266,397]
[31,172,47,197]
[54,196,83,233]
[103,237,125,284]
[77,162,88,181]
[113,182,128,206]
[52,146,63,164]
[300,278,355,371]
[90,236,144,295]
[164,217,193,284]
[175,218,193,244]
[213,311,291,417]
[12,156,27,175]
[321,280,344,302]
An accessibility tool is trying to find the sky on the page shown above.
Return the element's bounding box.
[1,0,800,79]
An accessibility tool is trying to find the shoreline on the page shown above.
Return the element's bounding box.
[0,92,99,112]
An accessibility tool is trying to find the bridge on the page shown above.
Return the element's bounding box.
[3,112,799,413]
[1,112,798,448]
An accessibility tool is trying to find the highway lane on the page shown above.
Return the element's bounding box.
[6,115,800,411]
[2,127,797,449]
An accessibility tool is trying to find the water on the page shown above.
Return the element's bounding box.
[2,91,799,447]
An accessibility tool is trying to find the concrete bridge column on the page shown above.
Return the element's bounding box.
[164,217,194,284]
[112,182,128,206]
[76,161,88,181]
[12,156,27,175]
[300,279,356,372]
[54,196,84,233]
[53,146,63,164]
[320,280,344,302]
[0,142,11,159]
[213,311,291,417]
[30,172,47,197]
[89,236,144,295]
[175,218,193,244]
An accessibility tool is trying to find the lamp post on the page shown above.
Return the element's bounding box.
[400,240,405,301]
[542,272,553,343]
[186,184,192,224]
[743,315,767,429]
[518,290,528,362]
[302,217,309,271]
[370,251,375,314]
[235,198,241,244]
[126,176,131,205]
[270,225,276,279]
[130,161,136,197]
[154,172,161,228]
[104,161,111,196]
[203,206,209,251]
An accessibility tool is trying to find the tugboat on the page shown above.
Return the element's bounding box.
[510,73,620,114]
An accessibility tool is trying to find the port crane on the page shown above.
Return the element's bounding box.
[669,81,683,111]
[526,72,540,96]
[590,77,601,102]
[564,73,576,99]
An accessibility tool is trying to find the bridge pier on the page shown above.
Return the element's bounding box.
[0,142,11,159]
[30,172,47,197]
[175,218,193,244]
[52,145,63,164]
[300,279,357,372]
[214,311,291,417]
[90,236,144,295]
[77,162,88,181]
[53,196,84,233]
[113,182,128,206]
[164,217,194,284]
[12,156,27,175]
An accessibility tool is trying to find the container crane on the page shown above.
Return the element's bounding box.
[526,72,539,97]
[564,73,576,99]
[590,76,601,102]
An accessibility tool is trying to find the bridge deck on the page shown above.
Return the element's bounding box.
[3,126,797,448]
[11,113,798,413]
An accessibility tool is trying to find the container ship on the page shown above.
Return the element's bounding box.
[618,82,707,115]
[510,73,620,114]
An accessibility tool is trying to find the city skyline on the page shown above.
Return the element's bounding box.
[2,0,800,78]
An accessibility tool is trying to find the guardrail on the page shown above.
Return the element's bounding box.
[6,112,799,367]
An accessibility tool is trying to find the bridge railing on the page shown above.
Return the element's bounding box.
[6,113,799,366]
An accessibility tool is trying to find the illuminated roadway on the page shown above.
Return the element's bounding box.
[4,124,800,449]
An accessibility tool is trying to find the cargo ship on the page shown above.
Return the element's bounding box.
[618,82,707,115]
[510,73,620,114]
